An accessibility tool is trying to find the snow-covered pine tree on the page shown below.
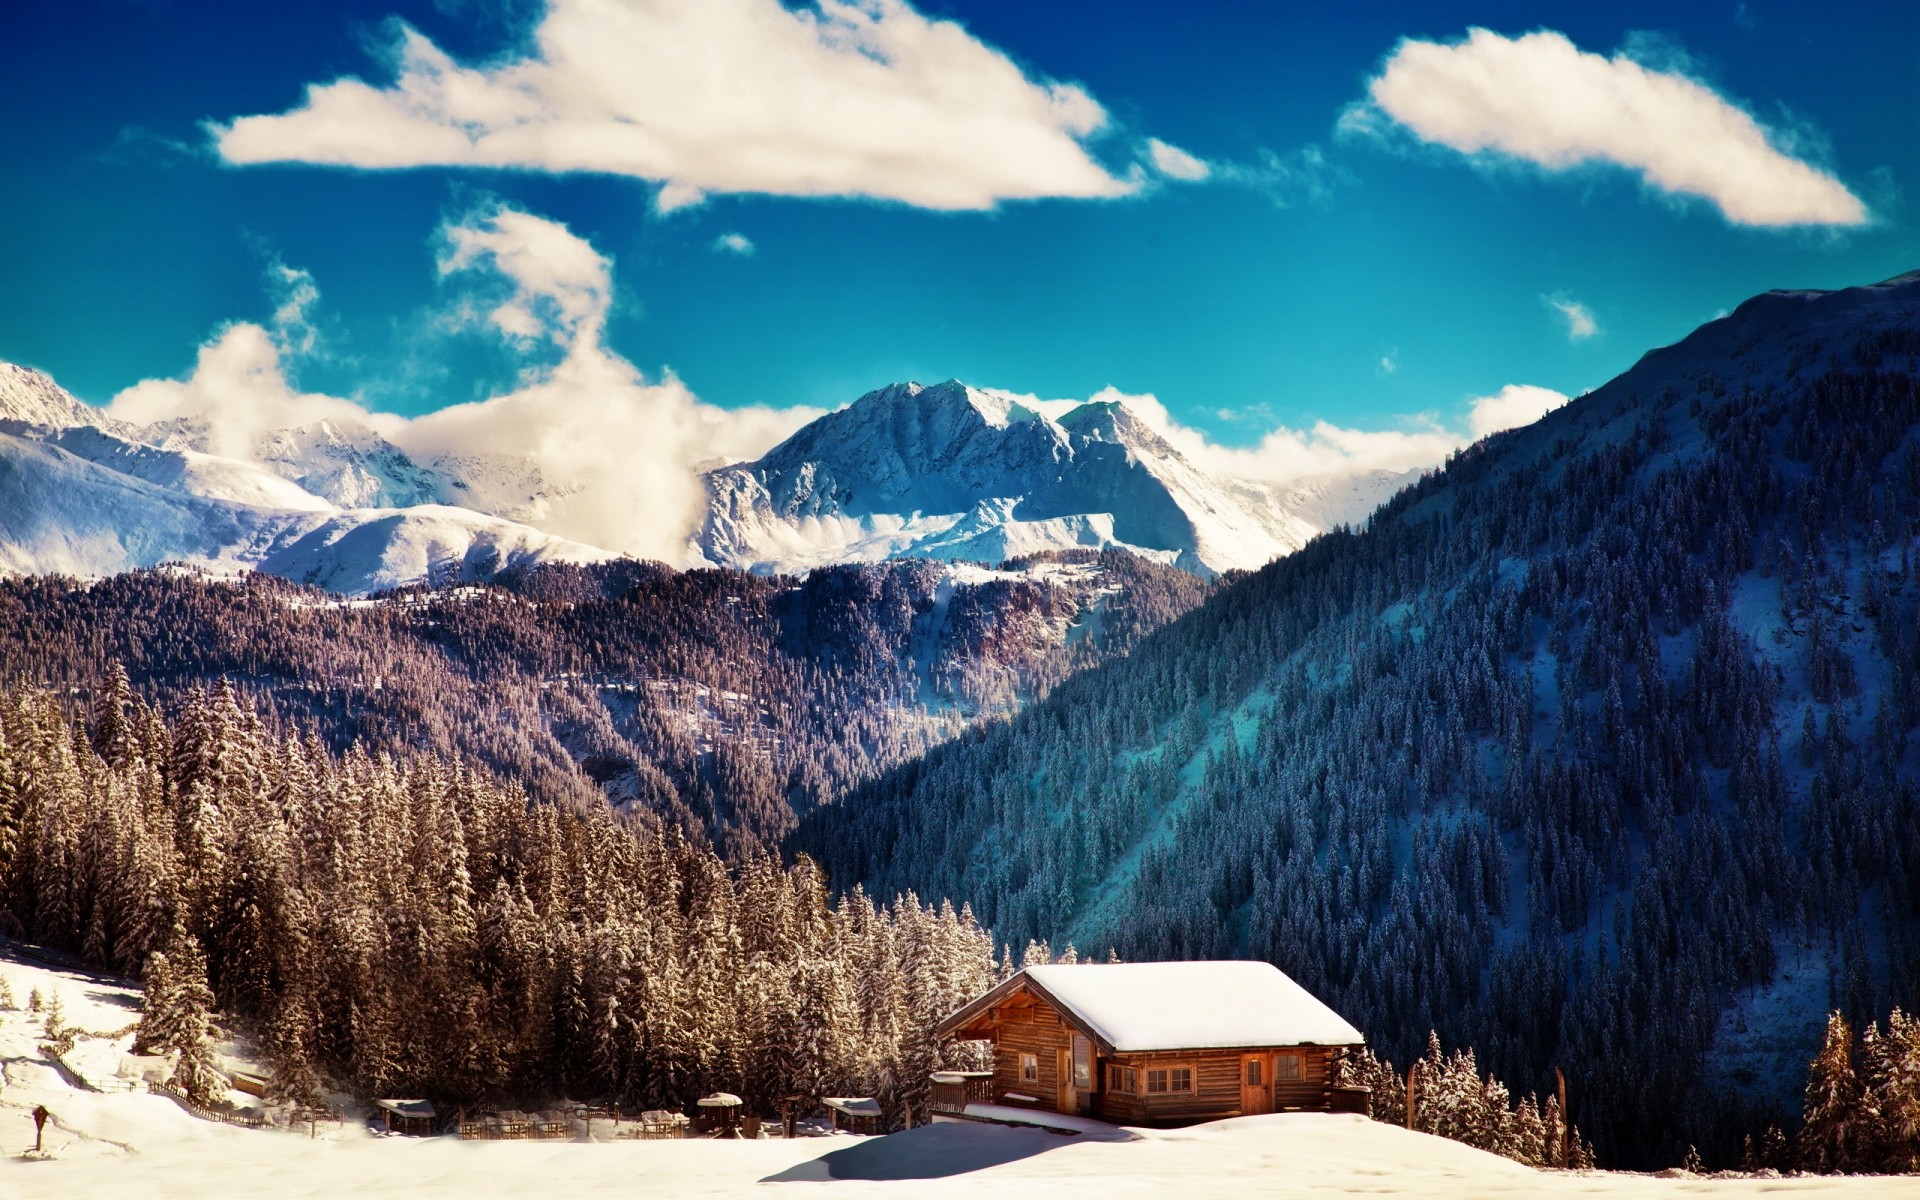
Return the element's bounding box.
[1799,1010,1862,1172]
[264,987,321,1109]
[1862,1007,1920,1172]
[137,924,224,1105]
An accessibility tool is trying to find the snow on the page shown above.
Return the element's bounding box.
[1020,961,1365,1051]
[695,380,1398,577]
[0,418,611,593]
[3,941,1912,1198]
[956,1104,1127,1135]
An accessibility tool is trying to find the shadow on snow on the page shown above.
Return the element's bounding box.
[764,1121,1127,1182]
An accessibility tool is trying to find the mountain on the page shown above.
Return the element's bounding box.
[694,380,1412,576]
[1,365,1410,590]
[0,370,612,592]
[0,548,1209,855]
[797,270,1920,1165]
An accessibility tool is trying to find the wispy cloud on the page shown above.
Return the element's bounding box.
[713,232,756,257]
[1544,293,1599,341]
[1340,27,1867,227]
[209,0,1140,212]
[1145,138,1211,182]
[109,202,824,562]
[997,380,1573,491]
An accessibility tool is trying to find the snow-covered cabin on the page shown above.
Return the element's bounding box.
[932,961,1369,1127]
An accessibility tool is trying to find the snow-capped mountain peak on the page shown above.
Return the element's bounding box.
[694,379,1404,576]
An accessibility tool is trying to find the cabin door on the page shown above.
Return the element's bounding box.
[1056,1048,1076,1113]
[1241,1053,1273,1115]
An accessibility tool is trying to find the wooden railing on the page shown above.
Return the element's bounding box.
[152,1083,269,1129]
[457,1118,571,1140]
[929,1072,995,1114]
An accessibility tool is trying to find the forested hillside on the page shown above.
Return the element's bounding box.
[0,680,996,1119]
[0,550,1206,855]
[800,272,1920,1166]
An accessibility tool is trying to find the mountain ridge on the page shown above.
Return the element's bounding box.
[695,378,1412,576]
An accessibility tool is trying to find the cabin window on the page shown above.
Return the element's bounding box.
[1275,1053,1301,1080]
[1245,1059,1263,1086]
[1072,1036,1093,1089]
[1108,1065,1137,1094]
[1019,1053,1038,1084]
[1145,1066,1193,1094]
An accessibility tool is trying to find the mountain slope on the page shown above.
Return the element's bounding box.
[0,378,613,592]
[798,270,1920,1165]
[0,549,1210,854]
[695,380,1408,576]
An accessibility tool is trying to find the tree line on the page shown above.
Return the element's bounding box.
[0,550,1205,859]
[0,672,995,1121]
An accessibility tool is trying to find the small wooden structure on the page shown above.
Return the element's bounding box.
[933,961,1367,1128]
[374,1098,437,1136]
[822,1096,883,1135]
[230,1069,268,1099]
[696,1091,744,1138]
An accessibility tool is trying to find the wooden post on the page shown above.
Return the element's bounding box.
[1556,1067,1570,1169]
[32,1105,49,1153]
[1405,1066,1416,1131]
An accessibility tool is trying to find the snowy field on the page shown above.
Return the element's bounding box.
[4,947,1917,1199]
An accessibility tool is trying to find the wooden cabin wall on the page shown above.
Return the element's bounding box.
[1094,1046,1335,1126]
[987,999,1075,1110]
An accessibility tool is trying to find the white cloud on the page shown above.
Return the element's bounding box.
[1345,27,1867,227]
[1466,383,1570,438]
[1378,351,1398,375]
[210,0,1136,212]
[1545,294,1599,341]
[109,204,823,563]
[713,232,756,256]
[1146,138,1211,182]
[439,205,613,347]
[108,323,402,462]
[265,260,322,357]
[991,380,1573,490]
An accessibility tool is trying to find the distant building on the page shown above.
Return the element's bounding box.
[374,1098,437,1136]
[931,961,1369,1127]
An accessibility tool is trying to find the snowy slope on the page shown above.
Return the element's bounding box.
[2,939,1907,1200]
[0,386,609,593]
[147,415,448,510]
[695,381,1401,576]
[4,943,1899,1196]
[0,362,138,437]
[256,504,615,594]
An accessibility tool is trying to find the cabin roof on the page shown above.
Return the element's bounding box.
[375,1098,436,1118]
[937,960,1364,1053]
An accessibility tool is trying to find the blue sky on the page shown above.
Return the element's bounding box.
[3,0,1915,466]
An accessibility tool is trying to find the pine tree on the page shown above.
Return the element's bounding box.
[1862,1008,1920,1172]
[265,989,322,1109]
[137,925,224,1106]
[1799,1011,1862,1172]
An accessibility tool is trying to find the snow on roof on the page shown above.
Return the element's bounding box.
[375,1099,436,1118]
[823,1097,882,1117]
[1021,961,1363,1052]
